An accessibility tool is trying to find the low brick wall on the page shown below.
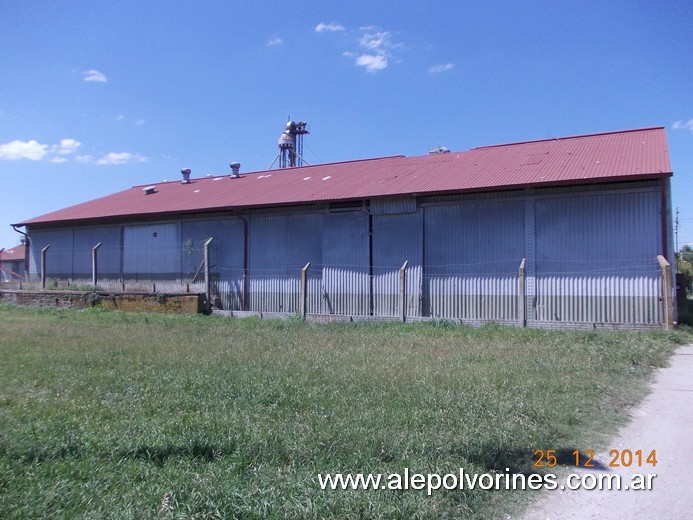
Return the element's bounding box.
[0,290,204,314]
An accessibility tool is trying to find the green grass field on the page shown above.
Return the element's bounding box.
[0,304,690,519]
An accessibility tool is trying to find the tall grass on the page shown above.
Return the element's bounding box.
[0,305,689,519]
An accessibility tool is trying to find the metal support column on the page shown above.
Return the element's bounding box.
[300,262,311,319]
[41,245,50,289]
[203,237,214,314]
[658,255,674,330]
[399,260,408,322]
[518,258,526,327]
[91,242,102,287]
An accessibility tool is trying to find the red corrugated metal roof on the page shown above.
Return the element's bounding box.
[16,127,671,226]
[0,244,26,261]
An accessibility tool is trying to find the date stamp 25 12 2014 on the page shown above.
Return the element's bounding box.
[533,449,658,468]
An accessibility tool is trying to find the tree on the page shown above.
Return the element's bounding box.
[678,246,693,297]
[679,245,693,264]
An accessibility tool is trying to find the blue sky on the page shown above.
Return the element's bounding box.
[1,1,691,251]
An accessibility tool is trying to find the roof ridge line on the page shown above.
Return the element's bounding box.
[472,126,665,150]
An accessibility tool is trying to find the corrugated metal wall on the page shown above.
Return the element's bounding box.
[29,228,74,278]
[248,213,322,312]
[423,199,525,321]
[533,189,662,325]
[372,211,423,317]
[73,226,121,278]
[24,181,669,328]
[182,218,245,310]
[123,223,180,280]
[320,211,370,315]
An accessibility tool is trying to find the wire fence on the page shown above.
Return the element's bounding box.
[17,244,670,327]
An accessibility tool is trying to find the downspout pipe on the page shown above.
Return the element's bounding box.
[367,205,374,316]
[235,215,249,311]
[11,224,27,243]
[12,225,30,280]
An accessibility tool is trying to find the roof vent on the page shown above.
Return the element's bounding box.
[230,162,241,178]
[181,168,191,184]
[142,186,157,195]
[429,146,451,155]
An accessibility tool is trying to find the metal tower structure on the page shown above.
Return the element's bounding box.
[269,120,310,169]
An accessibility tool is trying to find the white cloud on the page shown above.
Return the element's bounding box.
[267,36,283,46]
[315,22,345,33]
[428,63,454,74]
[0,139,142,167]
[359,31,395,52]
[348,28,402,73]
[76,152,147,165]
[135,119,145,126]
[83,69,107,82]
[355,54,388,73]
[0,138,151,166]
[672,119,693,131]
[0,137,81,161]
[52,138,81,155]
[0,139,49,160]
[328,24,403,74]
[75,152,147,166]
[75,155,96,164]
[95,152,147,165]
[116,114,125,121]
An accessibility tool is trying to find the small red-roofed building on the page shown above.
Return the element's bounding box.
[0,243,26,281]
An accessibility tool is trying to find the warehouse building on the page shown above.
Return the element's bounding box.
[12,127,676,328]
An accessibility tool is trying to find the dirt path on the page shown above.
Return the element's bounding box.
[522,344,693,520]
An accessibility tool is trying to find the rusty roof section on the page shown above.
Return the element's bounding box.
[16,127,671,227]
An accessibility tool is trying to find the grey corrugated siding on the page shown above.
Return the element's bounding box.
[423,200,525,321]
[321,212,370,315]
[533,274,661,324]
[182,218,245,310]
[534,189,661,324]
[72,226,121,278]
[372,212,423,317]
[123,223,181,280]
[29,228,74,278]
[370,197,417,215]
[248,213,322,312]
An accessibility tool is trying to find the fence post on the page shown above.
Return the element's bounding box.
[300,262,311,319]
[41,245,50,289]
[203,237,214,314]
[399,260,409,322]
[91,242,102,287]
[518,258,526,327]
[657,255,674,330]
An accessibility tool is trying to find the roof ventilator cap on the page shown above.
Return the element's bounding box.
[181,168,192,184]
[230,162,241,178]
[142,185,157,195]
